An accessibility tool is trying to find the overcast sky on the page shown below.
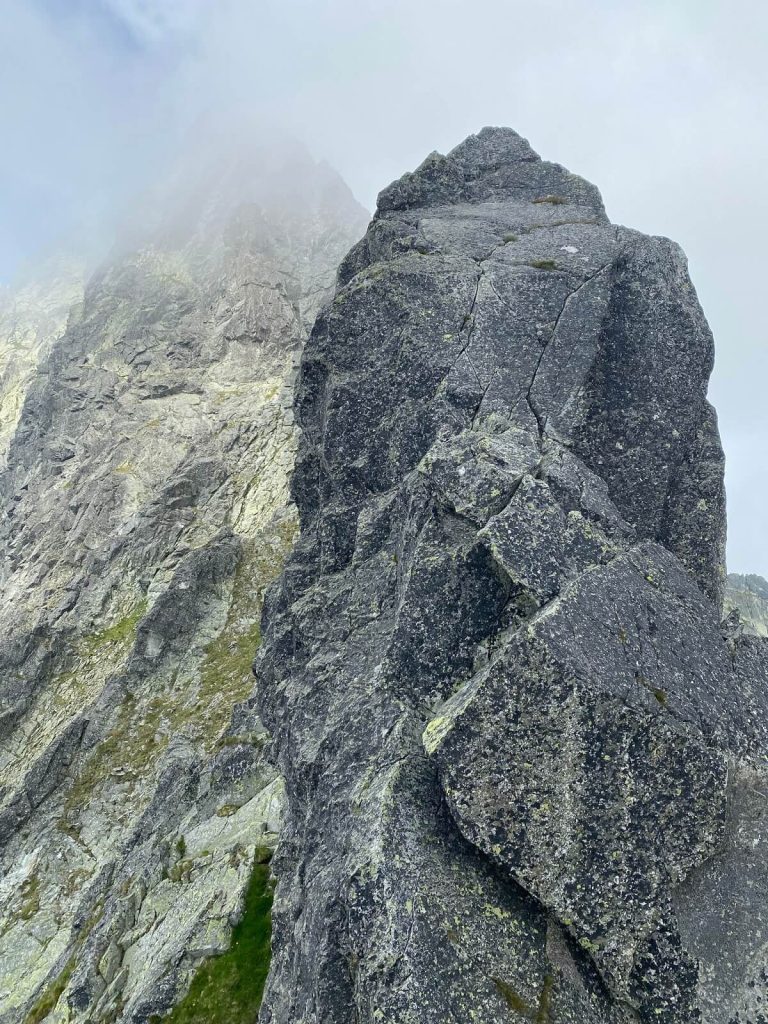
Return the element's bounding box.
[2,0,766,575]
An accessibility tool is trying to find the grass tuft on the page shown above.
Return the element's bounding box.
[81,599,148,655]
[529,259,557,271]
[157,848,275,1024]
[24,957,76,1024]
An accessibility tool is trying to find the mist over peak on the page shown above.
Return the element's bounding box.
[2,0,767,570]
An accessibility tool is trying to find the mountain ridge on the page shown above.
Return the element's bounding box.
[2,127,767,1024]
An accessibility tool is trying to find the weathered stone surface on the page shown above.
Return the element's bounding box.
[256,128,764,1023]
[0,149,366,1022]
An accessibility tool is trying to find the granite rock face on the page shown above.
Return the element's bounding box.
[0,148,367,1023]
[256,129,767,1023]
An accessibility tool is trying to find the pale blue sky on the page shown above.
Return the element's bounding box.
[1,0,767,575]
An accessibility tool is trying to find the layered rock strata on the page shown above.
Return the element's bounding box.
[0,150,366,1023]
[256,128,767,1023]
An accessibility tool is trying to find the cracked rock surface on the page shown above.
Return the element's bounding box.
[0,148,367,1023]
[256,128,767,1023]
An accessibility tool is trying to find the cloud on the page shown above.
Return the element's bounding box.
[4,0,768,573]
[98,0,209,45]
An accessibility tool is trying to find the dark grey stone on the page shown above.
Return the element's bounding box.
[256,127,765,1023]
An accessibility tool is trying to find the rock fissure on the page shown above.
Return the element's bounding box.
[524,258,616,438]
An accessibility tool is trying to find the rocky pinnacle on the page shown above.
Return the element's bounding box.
[256,128,768,1022]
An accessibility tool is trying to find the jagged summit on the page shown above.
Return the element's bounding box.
[115,138,367,256]
[376,125,606,215]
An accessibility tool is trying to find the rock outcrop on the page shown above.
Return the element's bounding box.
[256,128,767,1023]
[726,573,768,637]
[0,148,367,1023]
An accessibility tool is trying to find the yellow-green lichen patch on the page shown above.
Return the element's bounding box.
[422,714,450,755]
[168,859,195,884]
[215,805,239,818]
[154,848,275,1024]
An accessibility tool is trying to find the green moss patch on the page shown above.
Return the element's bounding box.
[19,874,40,921]
[62,512,298,820]
[24,956,75,1024]
[535,974,554,1023]
[194,512,298,741]
[157,848,275,1024]
[492,976,530,1015]
[81,599,148,656]
[529,259,558,271]
[490,972,554,1022]
[63,693,166,814]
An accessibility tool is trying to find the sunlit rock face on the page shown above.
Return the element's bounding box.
[726,572,768,637]
[256,128,768,1024]
[0,146,367,1024]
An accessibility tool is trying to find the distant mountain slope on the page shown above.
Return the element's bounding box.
[0,257,84,467]
[0,147,367,1024]
[726,572,768,636]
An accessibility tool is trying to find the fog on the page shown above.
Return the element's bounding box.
[2,0,766,575]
